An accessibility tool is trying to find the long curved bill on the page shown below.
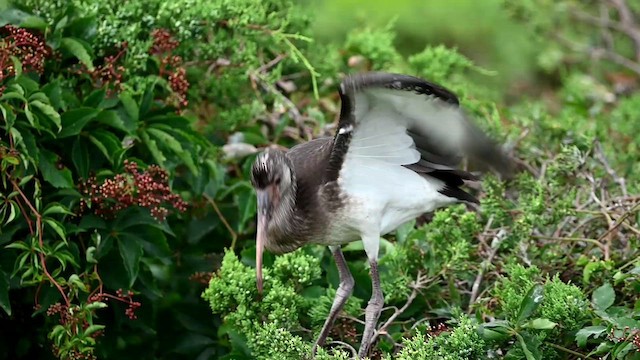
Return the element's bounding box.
[256,190,270,294]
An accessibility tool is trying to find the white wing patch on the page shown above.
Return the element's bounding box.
[338,124,354,134]
[348,93,420,166]
[336,89,457,239]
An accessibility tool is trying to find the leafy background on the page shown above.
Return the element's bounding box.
[0,0,639,359]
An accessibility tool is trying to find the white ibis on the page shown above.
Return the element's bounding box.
[250,72,511,358]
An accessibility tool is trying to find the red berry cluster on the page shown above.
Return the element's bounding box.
[85,42,127,96]
[79,160,188,221]
[188,271,214,285]
[608,327,640,351]
[330,317,358,343]
[149,29,179,54]
[46,300,105,360]
[427,322,449,337]
[51,346,97,360]
[116,289,141,320]
[88,288,140,320]
[149,29,189,109]
[0,25,51,93]
[46,302,74,324]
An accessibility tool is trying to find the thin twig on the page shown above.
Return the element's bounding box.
[371,271,426,344]
[596,202,640,244]
[545,342,598,360]
[609,0,640,61]
[593,141,628,197]
[204,194,238,249]
[469,229,506,308]
[532,235,606,250]
[326,341,357,358]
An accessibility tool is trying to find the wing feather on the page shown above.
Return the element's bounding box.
[327,72,511,185]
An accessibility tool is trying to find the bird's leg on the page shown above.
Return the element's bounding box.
[312,245,354,355]
[358,233,383,358]
[358,259,383,358]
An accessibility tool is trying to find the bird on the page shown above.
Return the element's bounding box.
[249,72,511,358]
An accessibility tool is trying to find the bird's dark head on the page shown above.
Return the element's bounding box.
[250,148,295,294]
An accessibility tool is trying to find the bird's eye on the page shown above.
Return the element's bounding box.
[274,176,281,185]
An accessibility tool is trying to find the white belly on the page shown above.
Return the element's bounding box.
[322,160,455,245]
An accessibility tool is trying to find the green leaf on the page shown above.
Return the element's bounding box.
[0,270,10,316]
[88,129,122,163]
[516,332,542,360]
[592,283,615,311]
[118,233,144,287]
[139,78,158,115]
[236,184,257,233]
[19,15,48,31]
[38,149,74,189]
[4,201,17,225]
[83,89,106,108]
[479,321,512,341]
[5,241,30,251]
[48,324,66,341]
[96,110,129,132]
[575,325,607,347]
[516,285,544,325]
[45,218,67,244]
[140,130,166,165]
[58,107,99,138]
[0,89,27,102]
[72,137,90,179]
[0,104,13,128]
[522,318,557,330]
[85,301,107,311]
[24,103,36,127]
[83,325,105,337]
[147,127,198,175]
[60,37,94,71]
[86,246,98,264]
[43,204,74,217]
[30,100,61,131]
[68,274,87,292]
[10,55,22,77]
[11,127,38,165]
[119,91,139,123]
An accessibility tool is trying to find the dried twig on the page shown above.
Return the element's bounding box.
[326,341,358,358]
[596,202,640,244]
[371,271,428,345]
[609,0,640,61]
[204,194,238,249]
[469,229,507,308]
[593,141,628,197]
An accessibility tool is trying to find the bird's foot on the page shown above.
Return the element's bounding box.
[311,335,327,358]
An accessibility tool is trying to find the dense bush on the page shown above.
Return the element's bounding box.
[1,0,639,359]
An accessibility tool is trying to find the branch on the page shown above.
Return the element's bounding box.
[469,229,507,307]
[609,0,640,61]
[371,271,427,344]
[204,194,238,249]
[11,178,69,307]
[593,141,628,197]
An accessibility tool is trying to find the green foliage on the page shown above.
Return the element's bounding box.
[390,315,487,360]
[493,263,542,321]
[540,275,589,336]
[380,205,479,303]
[344,22,401,71]
[202,250,351,359]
